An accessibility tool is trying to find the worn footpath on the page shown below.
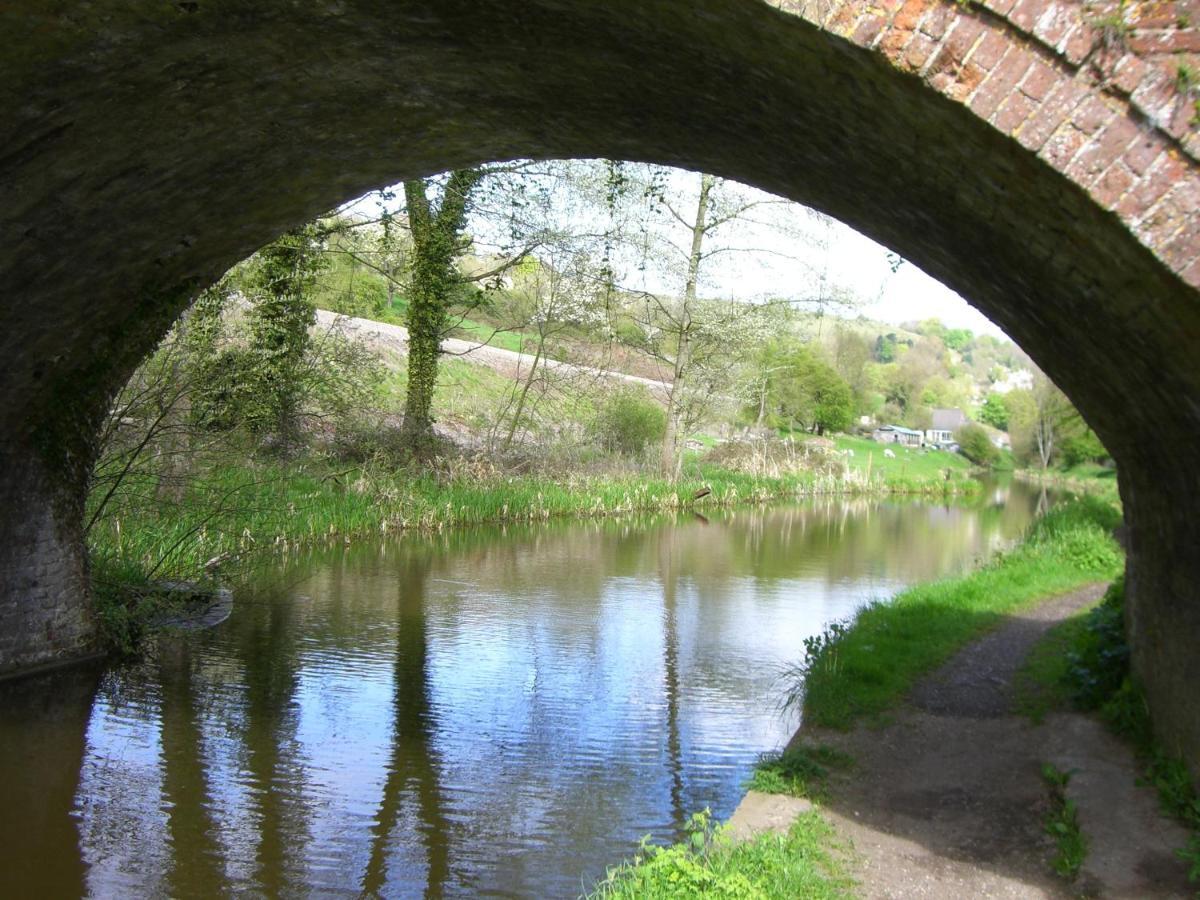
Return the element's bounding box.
[732,584,1194,898]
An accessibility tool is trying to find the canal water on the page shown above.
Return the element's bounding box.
[0,479,1050,898]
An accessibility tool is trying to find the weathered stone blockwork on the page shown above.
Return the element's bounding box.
[0,0,1198,773]
[0,449,96,676]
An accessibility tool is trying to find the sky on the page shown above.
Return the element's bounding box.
[634,168,1010,339]
[794,221,1007,338]
[346,164,1011,341]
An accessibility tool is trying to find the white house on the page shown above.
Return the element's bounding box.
[925,408,968,446]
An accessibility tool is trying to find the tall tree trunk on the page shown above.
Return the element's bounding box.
[400,170,482,458]
[659,173,714,481]
[503,328,547,452]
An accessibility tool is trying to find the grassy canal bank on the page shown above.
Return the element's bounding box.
[1015,462,1120,507]
[797,495,1123,729]
[88,447,979,649]
[587,496,1126,897]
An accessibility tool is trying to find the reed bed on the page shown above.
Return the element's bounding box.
[88,455,983,588]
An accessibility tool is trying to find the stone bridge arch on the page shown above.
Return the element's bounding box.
[2,0,1199,767]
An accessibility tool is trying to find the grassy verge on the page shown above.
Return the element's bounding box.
[87,452,984,641]
[1011,610,1096,724]
[1017,578,1200,883]
[1041,763,1088,879]
[587,808,854,899]
[794,497,1124,730]
[747,745,855,802]
[1015,464,1120,506]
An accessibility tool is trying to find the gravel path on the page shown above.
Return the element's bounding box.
[783,584,1195,898]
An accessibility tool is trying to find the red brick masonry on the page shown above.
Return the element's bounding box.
[775,0,1200,287]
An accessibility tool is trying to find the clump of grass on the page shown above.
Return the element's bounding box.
[748,745,855,801]
[1041,763,1088,879]
[793,497,1123,729]
[1177,63,1198,97]
[587,808,854,899]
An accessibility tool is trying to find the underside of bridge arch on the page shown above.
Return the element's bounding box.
[2,0,1199,770]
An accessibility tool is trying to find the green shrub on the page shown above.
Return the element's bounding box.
[613,317,649,349]
[329,277,388,318]
[1064,577,1128,709]
[592,386,667,456]
[1059,429,1109,468]
[956,422,999,467]
[1025,497,1123,572]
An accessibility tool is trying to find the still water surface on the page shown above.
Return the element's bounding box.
[0,480,1049,898]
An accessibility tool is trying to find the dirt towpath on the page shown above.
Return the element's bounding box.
[744,583,1195,898]
[313,308,671,397]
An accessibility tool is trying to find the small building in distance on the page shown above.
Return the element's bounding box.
[926,408,968,447]
[872,425,924,447]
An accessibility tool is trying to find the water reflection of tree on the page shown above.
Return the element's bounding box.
[362,545,451,898]
[656,525,686,836]
[237,589,306,895]
[157,639,226,897]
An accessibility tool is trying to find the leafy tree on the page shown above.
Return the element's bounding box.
[943,328,973,352]
[1059,429,1109,468]
[610,169,789,479]
[956,422,999,467]
[977,393,1009,431]
[831,326,872,409]
[1005,375,1078,470]
[242,226,328,447]
[488,245,608,452]
[189,231,381,446]
[754,342,854,435]
[1026,375,1075,471]
[874,333,900,363]
[401,169,484,456]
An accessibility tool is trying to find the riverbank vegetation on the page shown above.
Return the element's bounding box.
[88,449,980,648]
[977,381,1118,503]
[587,808,854,899]
[747,745,855,802]
[1016,462,1120,506]
[792,497,1124,729]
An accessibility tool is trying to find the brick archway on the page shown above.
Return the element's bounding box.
[2,0,1198,768]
